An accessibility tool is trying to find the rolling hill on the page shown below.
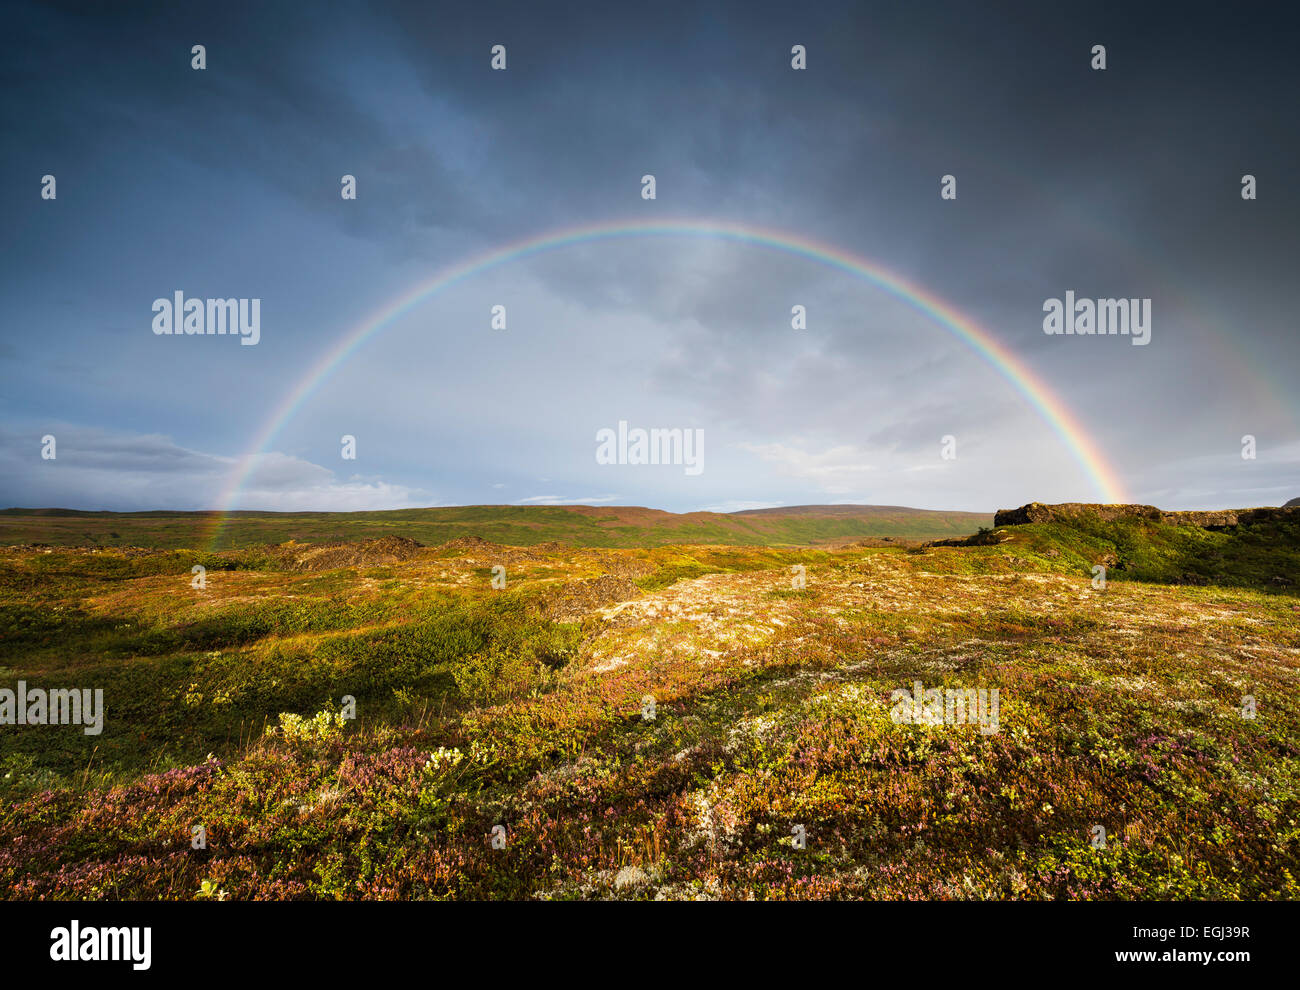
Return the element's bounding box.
[0,503,992,550]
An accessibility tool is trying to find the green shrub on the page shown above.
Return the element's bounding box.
[270,706,346,745]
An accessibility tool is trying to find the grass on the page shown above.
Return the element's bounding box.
[990,515,1300,590]
[0,515,1296,900]
[0,504,992,550]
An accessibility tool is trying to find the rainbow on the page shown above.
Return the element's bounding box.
[205,218,1127,549]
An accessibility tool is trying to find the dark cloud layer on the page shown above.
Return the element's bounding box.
[1,1,1296,511]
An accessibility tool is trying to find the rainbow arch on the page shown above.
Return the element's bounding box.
[205,218,1127,549]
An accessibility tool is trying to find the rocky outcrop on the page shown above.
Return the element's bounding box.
[268,535,425,570]
[994,503,1161,526]
[993,502,1297,530]
[543,574,644,621]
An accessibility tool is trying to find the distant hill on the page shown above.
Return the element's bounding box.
[0,503,992,551]
[731,503,985,517]
[1286,497,1300,508]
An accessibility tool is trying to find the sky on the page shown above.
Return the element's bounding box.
[1,0,1297,514]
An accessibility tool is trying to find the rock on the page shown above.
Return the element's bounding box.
[268,536,425,571]
[544,575,644,620]
[614,865,648,890]
[993,503,1162,526]
[993,502,1297,530]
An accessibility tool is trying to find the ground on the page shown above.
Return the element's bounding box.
[1,516,1297,900]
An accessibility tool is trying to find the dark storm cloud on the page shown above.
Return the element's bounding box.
[1,0,1296,511]
[0,1,488,258]
[372,0,1299,484]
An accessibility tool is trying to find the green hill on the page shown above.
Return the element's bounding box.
[0,504,991,551]
[969,503,1300,593]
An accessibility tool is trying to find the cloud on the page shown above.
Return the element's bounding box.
[1133,440,1300,510]
[2,2,1295,514]
[235,454,433,512]
[515,494,621,506]
[0,427,430,512]
[739,441,878,495]
[701,499,785,513]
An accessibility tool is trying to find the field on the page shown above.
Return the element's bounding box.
[0,504,992,551]
[1,507,1298,900]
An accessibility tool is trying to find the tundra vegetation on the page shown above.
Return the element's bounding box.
[1,508,1297,900]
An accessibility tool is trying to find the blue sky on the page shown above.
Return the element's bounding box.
[2,0,1297,513]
